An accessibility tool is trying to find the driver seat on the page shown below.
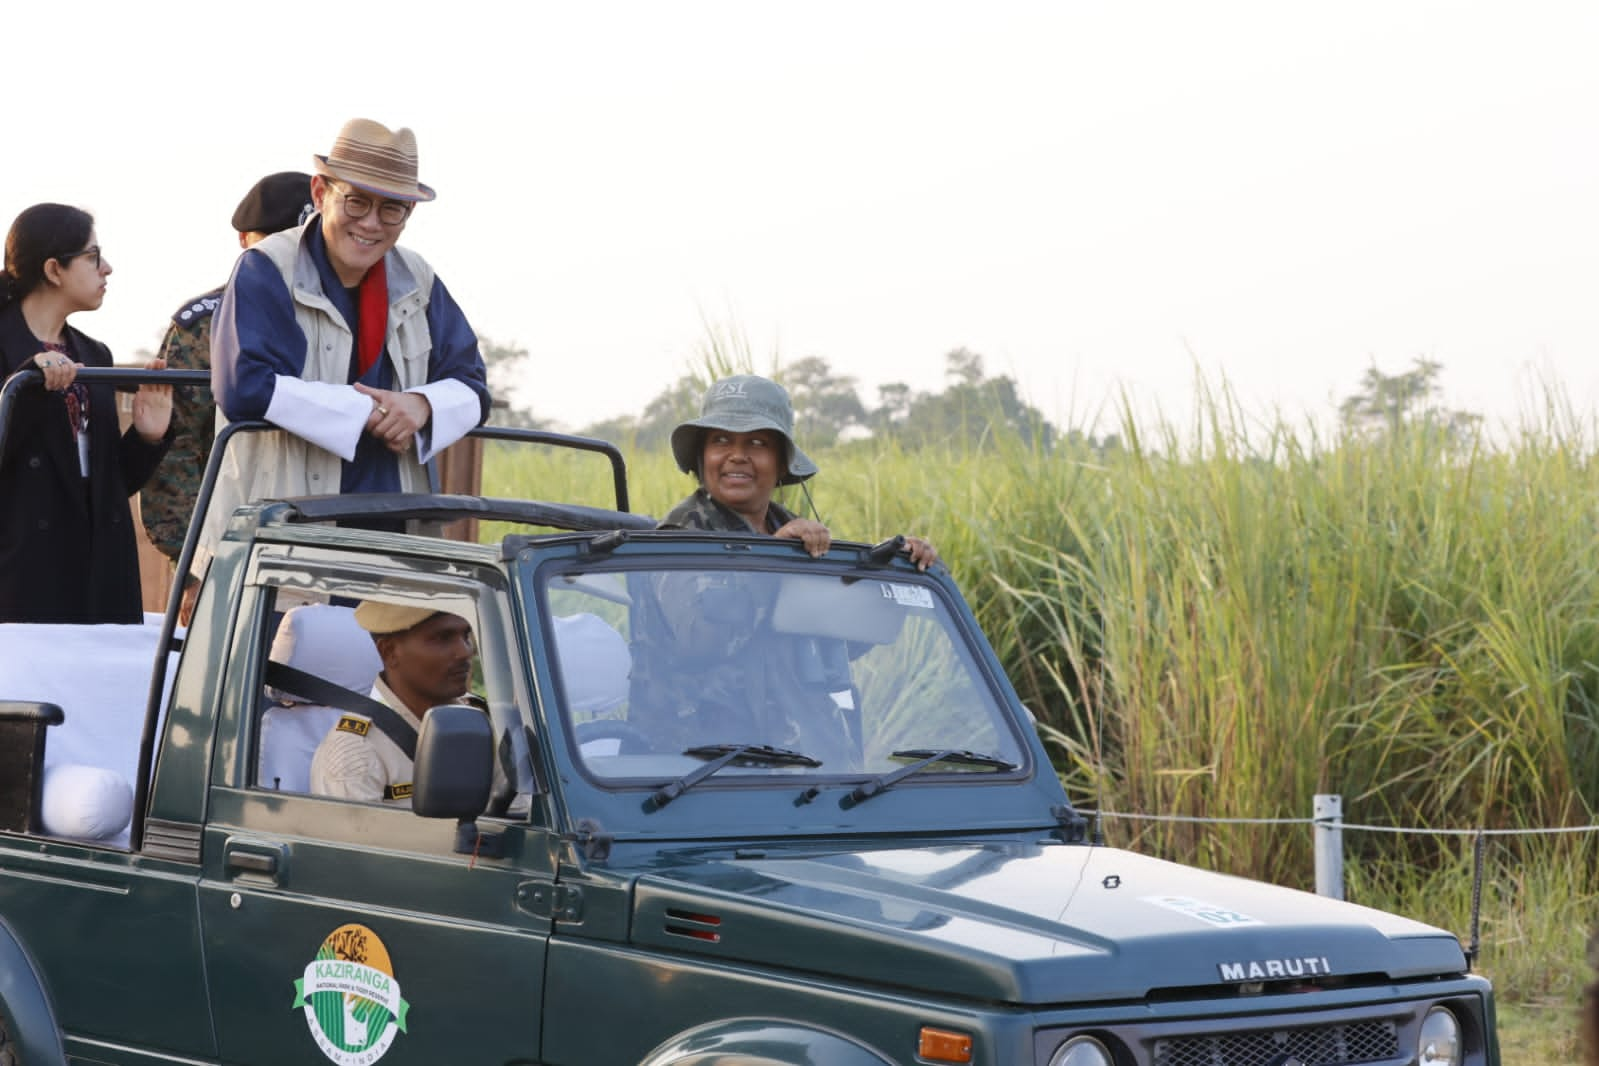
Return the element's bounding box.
[258,604,382,792]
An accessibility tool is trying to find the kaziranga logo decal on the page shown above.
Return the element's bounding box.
[292,923,411,1065]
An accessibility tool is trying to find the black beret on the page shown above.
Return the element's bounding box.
[232,171,314,234]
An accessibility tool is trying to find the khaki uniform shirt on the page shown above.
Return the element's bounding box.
[309,677,419,806]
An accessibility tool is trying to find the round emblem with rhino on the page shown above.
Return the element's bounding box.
[292,923,411,1065]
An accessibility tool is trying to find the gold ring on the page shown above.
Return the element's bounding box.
[377,405,389,416]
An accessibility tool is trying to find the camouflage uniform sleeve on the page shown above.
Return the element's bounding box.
[139,317,218,563]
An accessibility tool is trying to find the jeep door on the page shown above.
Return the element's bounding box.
[194,556,554,1064]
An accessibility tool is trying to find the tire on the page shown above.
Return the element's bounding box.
[0,1007,17,1066]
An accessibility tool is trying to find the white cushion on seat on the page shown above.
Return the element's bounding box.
[40,763,133,840]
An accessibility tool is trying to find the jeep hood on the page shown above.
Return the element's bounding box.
[628,841,1466,1005]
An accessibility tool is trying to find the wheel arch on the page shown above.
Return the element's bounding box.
[0,914,67,1066]
[638,1018,893,1066]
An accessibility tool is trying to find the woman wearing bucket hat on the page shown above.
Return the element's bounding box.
[201,117,489,571]
[662,374,937,569]
[630,374,937,762]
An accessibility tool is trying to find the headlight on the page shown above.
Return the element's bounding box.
[1419,1005,1461,1065]
[1048,1034,1113,1066]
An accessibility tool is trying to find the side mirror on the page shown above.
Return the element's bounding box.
[413,704,508,859]
[412,704,493,820]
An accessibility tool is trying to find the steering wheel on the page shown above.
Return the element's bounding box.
[574,718,656,756]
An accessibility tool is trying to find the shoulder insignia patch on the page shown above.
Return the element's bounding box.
[171,287,225,327]
[384,783,413,801]
[335,715,371,737]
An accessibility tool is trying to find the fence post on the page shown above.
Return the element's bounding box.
[1314,794,1344,900]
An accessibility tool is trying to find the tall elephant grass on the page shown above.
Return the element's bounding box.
[480,389,1599,1011]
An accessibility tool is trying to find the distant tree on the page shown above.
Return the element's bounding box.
[480,337,542,429]
[1060,427,1122,459]
[945,346,985,388]
[873,349,1054,450]
[640,373,705,447]
[872,382,912,431]
[779,356,866,447]
[588,347,1058,459]
[582,414,640,446]
[583,372,704,452]
[589,359,868,453]
[1338,358,1481,443]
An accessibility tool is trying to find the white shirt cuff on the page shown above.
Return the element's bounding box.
[409,379,481,463]
[264,377,371,461]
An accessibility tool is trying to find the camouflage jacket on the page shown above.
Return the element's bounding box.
[139,289,222,563]
[658,488,797,534]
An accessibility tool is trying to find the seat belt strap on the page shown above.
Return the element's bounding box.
[263,661,418,761]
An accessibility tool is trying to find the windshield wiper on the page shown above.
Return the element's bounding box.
[845,748,1018,807]
[647,744,823,811]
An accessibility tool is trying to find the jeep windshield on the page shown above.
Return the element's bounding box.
[540,561,1029,789]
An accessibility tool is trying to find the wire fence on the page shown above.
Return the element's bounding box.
[1075,797,1599,965]
[1078,808,1599,837]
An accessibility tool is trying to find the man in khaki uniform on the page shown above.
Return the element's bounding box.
[310,601,475,804]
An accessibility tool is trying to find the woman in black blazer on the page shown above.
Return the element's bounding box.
[0,203,172,624]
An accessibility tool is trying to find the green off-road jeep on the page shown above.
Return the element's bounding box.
[0,367,1497,1065]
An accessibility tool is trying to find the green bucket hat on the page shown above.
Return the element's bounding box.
[670,375,819,486]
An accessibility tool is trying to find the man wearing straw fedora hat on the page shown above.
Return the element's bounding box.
[200,118,489,565]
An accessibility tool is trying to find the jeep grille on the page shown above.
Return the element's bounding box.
[1152,1018,1399,1066]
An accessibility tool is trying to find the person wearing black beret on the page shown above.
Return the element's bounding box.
[138,171,312,622]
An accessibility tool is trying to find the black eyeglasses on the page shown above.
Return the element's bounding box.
[59,245,101,269]
[326,185,413,226]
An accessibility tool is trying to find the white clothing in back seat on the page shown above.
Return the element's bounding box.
[258,604,382,793]
[554,612,631,715]
[554,612,632,758]
[0,618,173,845]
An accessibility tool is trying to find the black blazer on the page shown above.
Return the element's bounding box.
[0,302,171,623]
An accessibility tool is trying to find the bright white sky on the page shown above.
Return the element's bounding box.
[8,2,1598,437]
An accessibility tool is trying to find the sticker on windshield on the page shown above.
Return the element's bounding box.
[879,582,935,609]
[293,923,411,1065]
[1142,895,1262,927]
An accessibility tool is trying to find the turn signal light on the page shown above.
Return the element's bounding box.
[918,1026,973,1063]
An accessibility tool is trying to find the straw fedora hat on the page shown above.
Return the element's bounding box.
[313,118,436,202]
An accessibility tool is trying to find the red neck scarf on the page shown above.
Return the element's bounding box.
[356,257,388,376]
